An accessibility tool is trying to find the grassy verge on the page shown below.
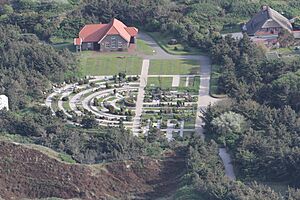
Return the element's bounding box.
[220,24,241,34]
[149,59,200,75]
[62,101,71,111]
[179,77,187,87]
[136,39,155,55]
[146,32,204,55]
[79,51,143,76]
[210,65,227,98]
[184,119,196,129]
[147,77,173,89]
[51,37,75,52]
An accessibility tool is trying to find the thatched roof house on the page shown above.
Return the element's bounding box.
[244,6,293,36]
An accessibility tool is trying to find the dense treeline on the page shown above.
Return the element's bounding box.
[0,25,77,109]
[1,0,300,48]
[210,34,300,111]
[0,107,169,164]
[203,33,300,187]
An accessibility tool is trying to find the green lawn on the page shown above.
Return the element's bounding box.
[51,37,75,52]
[62,101,71,111]
[149,59,200,75]
[136,39,154,55]
[184,118,196,129]
[176,76,200,95]
[147,77,173,89]
[79,51,143,76]
[147,32,204,55]
[179,77,187,87]
[220,24,242,34]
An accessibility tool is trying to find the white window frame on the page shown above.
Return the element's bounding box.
[87,43,92,49]
[111,36,117,49]
[118,42,123,48]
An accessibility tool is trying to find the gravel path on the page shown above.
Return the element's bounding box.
[172,75,180,87]
[132,59,149,136]
[219,148,236,180]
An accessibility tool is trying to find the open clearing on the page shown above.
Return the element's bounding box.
[149,59,200,75]
[147,32,203,55]
[79,51,143,76]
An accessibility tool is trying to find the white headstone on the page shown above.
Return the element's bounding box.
[0,95,9,111]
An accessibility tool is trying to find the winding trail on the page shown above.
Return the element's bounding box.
[219,148,236,180]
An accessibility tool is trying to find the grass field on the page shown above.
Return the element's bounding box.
[147,32,203,55]
[149,59,200,75]
[79,51,143,76]
[147,77,173,89]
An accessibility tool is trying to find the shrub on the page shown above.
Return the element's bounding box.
[62,96,69,101]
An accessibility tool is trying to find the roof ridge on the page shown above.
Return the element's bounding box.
[267,7,292,32]
[98,18,131,43]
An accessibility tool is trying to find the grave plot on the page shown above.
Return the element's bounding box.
[140,75,200,139]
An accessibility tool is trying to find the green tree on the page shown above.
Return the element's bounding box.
[211,111,247,146]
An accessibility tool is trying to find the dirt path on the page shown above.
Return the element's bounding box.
[219,148,236,180]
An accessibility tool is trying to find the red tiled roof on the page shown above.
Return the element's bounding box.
[125,27,138,36]
[79,24,108,43]
[74,38,82,45]
[76,18,138,44]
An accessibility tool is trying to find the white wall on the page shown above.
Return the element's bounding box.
[293,31,300,39]
[0,95,9,110]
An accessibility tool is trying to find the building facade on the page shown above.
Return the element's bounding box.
[244,6,293,37]
[74,18,138,52]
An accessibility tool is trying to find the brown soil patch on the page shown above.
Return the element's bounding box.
[0,142,186,200]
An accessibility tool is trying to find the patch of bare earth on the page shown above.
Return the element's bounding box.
[0,142,186,200]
